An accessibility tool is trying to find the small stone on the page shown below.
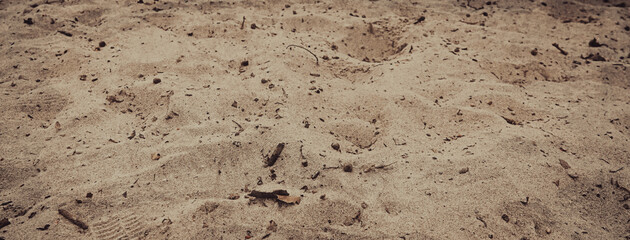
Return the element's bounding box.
[343,164,353,172]
[558,159,571,169]
[545,228,552,234]
[86,192,93,198]
[241,60,249,67]
[99,41,106,48]
[459,167,469,174]
[151,153,161,160]
[501,214,509,222]
[24,18,34,25]
[331,143,340,151]
[79,75,87,81]
[153,78,161,84]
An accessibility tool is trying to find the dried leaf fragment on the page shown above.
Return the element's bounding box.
[558,159,571,169]
[277,195,301,204]
[228,193,240,200]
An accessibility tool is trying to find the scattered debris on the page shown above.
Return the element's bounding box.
[581,53,606,61]
[36,224,50,231]
[277,195,301,204]
[476,216,488,228]
[343,164,353,172]
[501,116,520,125]
[249,190,288,199]
[232,120,244,136]
[265,143,285,167]
[396,43,408,53]
[248,190,300,204]
[228,193,240,200]
[393,138,407,146]
[363,162,396,173]
[267,220,277,232]
[0,218,9,230]
[151,153,161,160]
[58,209,88,230]
[286,45,319,65]
[609,167,624,173]
[128,130,136,140]
[558,159,571,169]
[520,196,529,205]
[331,143,340,151]
[165,111,179,120]
[414,16,426,24]
[57,30,73,37]
[551,43,568,55]
[588,38,606,47]
[106,95,123,103]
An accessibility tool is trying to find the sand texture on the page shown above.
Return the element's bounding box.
[1,0,630,239]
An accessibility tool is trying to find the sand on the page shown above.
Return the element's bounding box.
[1,0,629,239]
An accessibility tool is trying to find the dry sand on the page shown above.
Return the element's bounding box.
[1,0,630,239]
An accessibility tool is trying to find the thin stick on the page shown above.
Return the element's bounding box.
[58,209,88,230]
[286,45,319,65]
[266,143,285,167]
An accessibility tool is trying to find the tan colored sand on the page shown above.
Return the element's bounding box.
[1,0,629,239]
